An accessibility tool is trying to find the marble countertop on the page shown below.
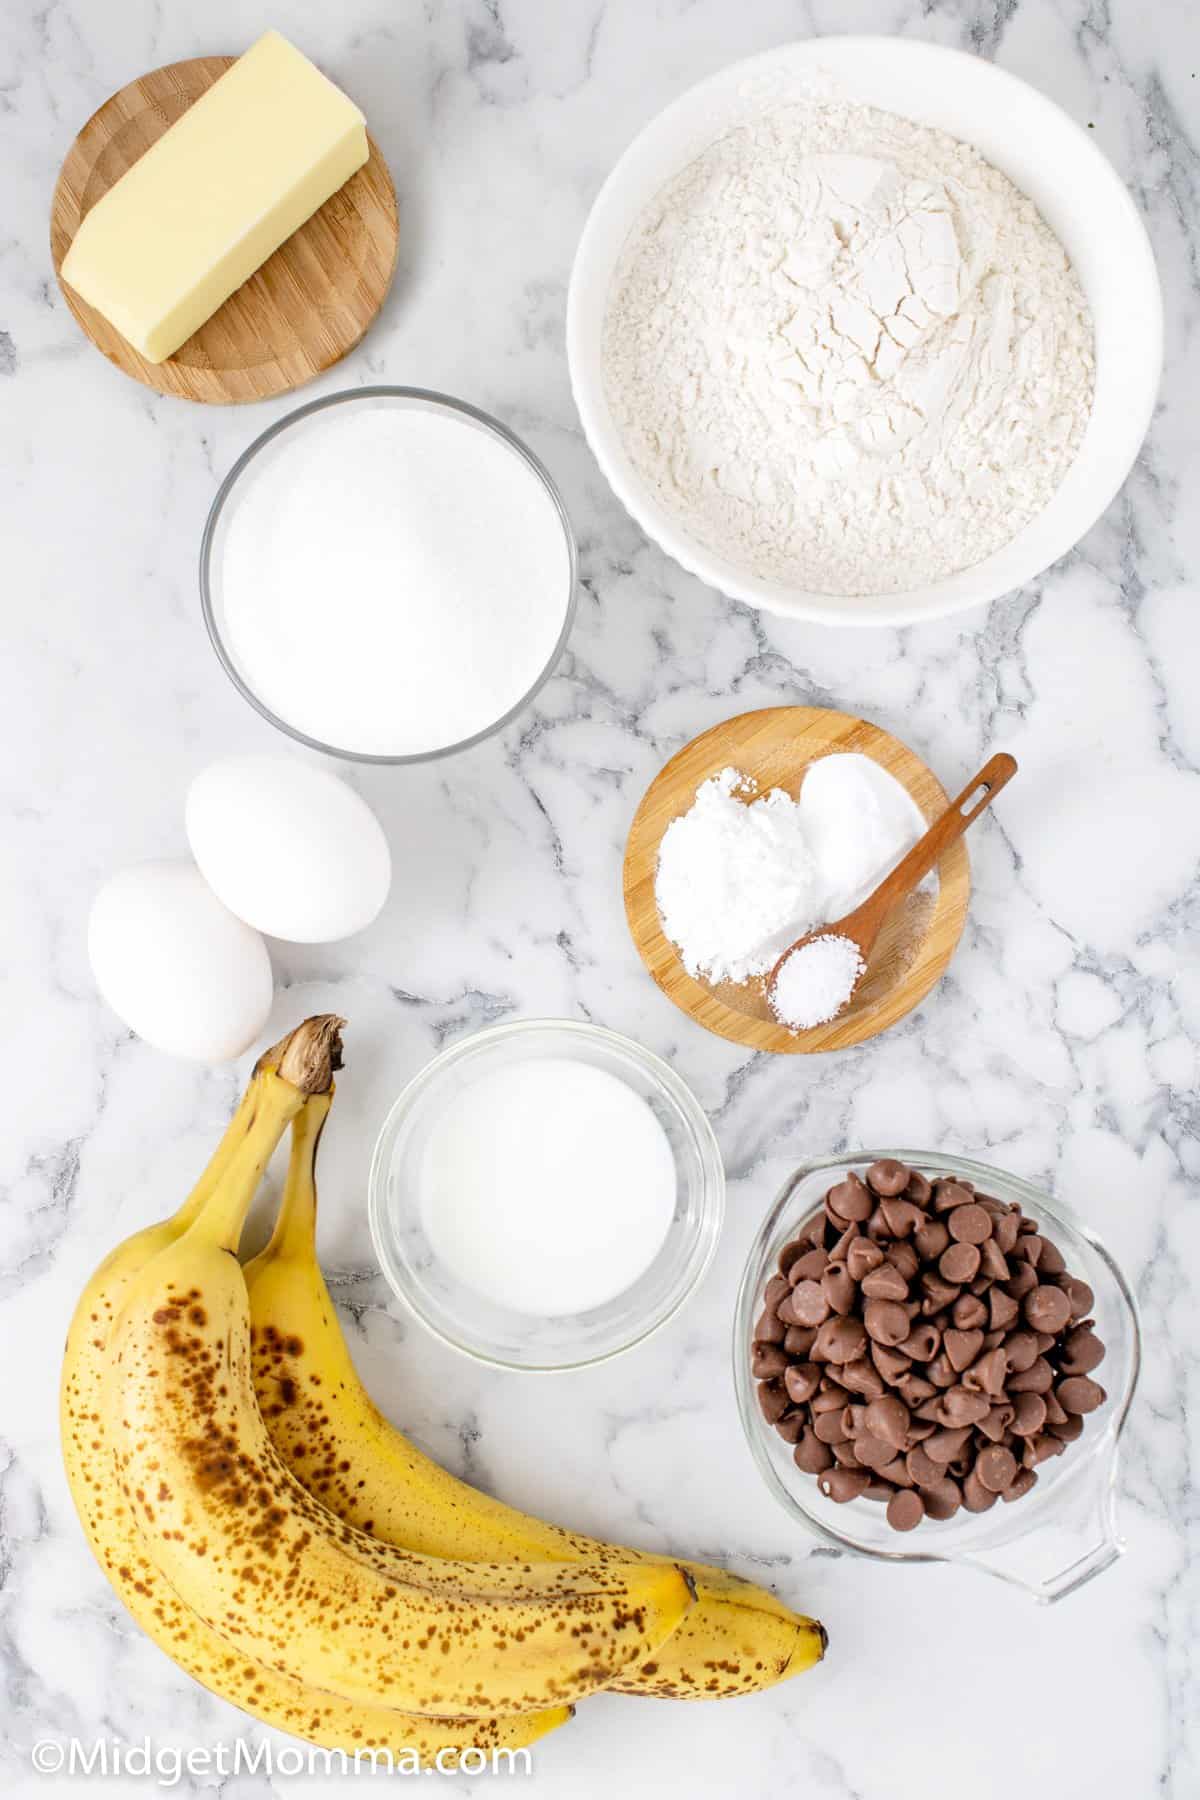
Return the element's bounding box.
[2,2,1196,1795]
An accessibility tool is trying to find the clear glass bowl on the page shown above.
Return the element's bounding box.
[733,1150,1141,1602]
[369,1019,725,1371]
[199,386,578,765]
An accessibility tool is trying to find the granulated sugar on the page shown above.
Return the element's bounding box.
[217,401,572,758]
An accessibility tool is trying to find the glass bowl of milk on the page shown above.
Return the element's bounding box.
[368,1019,725,1370]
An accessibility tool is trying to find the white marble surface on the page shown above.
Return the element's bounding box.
[2,2,1197,1796]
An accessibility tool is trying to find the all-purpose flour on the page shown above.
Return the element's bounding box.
[604,100,1095,596]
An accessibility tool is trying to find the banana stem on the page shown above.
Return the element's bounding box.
[181,1018,345,1255]
[264,1092,333,1262]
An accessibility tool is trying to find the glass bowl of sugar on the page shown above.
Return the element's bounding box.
[368,1019,725,1371]
[200,387,577,763]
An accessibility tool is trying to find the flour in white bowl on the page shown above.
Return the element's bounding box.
[603,100,1095,596]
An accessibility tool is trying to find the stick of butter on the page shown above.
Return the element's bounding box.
[61,31,369,363]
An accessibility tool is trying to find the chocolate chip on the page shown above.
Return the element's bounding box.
[813,1315,869,1364]
[914,1219,951,1261]
[976,1404,1014,1443]
[764,1274,790,1310]
[921,1270,961,1310]
[778,1240,805,1277]
[880,1197,923,1238]
[818,1467,871,1504]
[1023,1283,1073,1334]
[1002,1467,1038,1503]
[1047,1412,1084,1442]
[940,1386,990,1426]
[905,1171,933,1207]
[991,1210,1021,1254]
[962,1468,999,1512]
[754,1309,786,1345]
[784,1325,817,1356]
[1005,1261,1039,1301]
[812,1407,850,1445]
[863,1394,911,1449]
[925,1425,973,1465]
[794,1430,834,1474]
[887,1488,925,1531]
[831,1440,864,1468]
[1043,1389,1069,1426]
[846,1238,885,1282]
[1059,1275,1095,1320]
[788,1247,829,1284]
[827,1174,874,1222]
[951,1293,988,1331]
[921,1477,962,1520]
[976,1444,1018,1493]
[866,1158,911,1196]
[987,1286,1019,1330]
[1037,1237,1066,1275]
[905,1445,942,1488]
[1010,1391,1047,1436]
[977,1238,1011,1284]
[787,1279,831,1328]
[897,1323,941,1362]
[811,1383,849,1413]
[1059,1324,1106,1376]
[838,1359,886,1400]
[757,1381,789,1424]
[1004,1330,1040,1374]
[853,1432,897,1472]
[966,1347,1008,1396]
[836,1220,865,1259]
[783,1362,821,1405]
[751,1344,790,1379]
[939,1242,981,1284]
[774,1410,806,1443]
[864,1299,911,1347]
[887,1241,921,1281]
[871,1343,912,1384]
[948,1203,993,1245]
[1008,1357,1053,1395]
[944,1327,984,1372]
[1013,1233,1044,1268]
[861,1262,908,1302]
[1056,1376,1106,1415]
[932,1180,974,1212]
[821,1263,857,1315]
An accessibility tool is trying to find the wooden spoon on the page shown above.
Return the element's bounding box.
[767,752,1018,1027]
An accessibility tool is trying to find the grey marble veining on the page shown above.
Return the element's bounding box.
[2,2,1197,1796]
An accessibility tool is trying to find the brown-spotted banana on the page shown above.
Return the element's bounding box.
[244,1090,827,1700]
[60,1019,570,1761]
[101,1020,694,1718]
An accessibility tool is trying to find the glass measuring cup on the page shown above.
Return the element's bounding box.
[734,1150,1140,1602]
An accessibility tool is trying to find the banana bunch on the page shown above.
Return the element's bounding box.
[61,1016,825,1764]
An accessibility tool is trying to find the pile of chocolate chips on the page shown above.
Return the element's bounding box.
[753,1159,1107,1532]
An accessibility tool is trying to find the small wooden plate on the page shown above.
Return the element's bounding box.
[50,56,399,404]
[623,706,970,1054]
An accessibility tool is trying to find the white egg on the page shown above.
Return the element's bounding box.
[185,754,391,943]
[88,860,273,1062]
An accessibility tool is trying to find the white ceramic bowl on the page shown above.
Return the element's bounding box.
[568,38,1162,627]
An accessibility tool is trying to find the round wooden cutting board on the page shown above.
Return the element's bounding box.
[623,706,971,1055]
[50,56,399,404]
